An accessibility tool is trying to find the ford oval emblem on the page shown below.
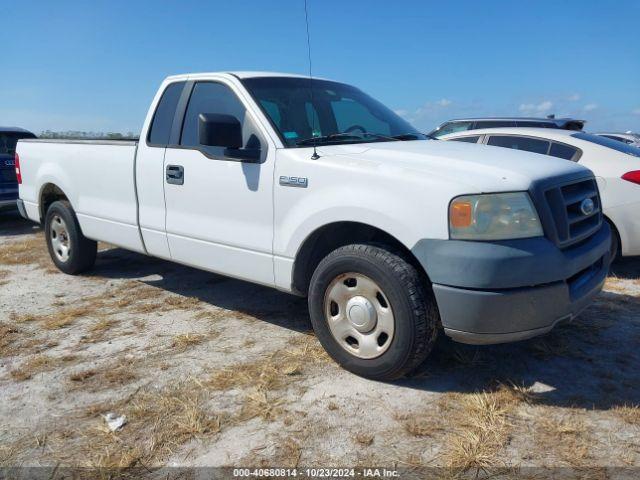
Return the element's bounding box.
[580,198,595,216]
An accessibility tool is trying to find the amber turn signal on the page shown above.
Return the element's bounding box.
[450,200,472,228]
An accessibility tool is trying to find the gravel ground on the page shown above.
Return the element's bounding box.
[1,208,639,478]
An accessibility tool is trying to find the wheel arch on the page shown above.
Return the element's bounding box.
[291,221,431,296]
[39,183,71,222]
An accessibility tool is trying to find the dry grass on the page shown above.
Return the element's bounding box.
[11,305,94,331]
[239,389,284,421]
[0,236,50,267]
[354,432,374,446]
[0,322,20,357]
[67,358,139,391]
[171,332,216,352]
[22,380,224,469]
[246,435,303,469]
[404,416,445,438]
[535,412,594,467]
[613,405,640,425]
[208,337,329,424]
[82,318,119,343]
[10,354,78,381]
[438,384,535,474]
[208,336,328,392]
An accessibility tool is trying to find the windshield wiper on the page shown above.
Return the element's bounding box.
[296,133,362,146]
[295,131,426,146]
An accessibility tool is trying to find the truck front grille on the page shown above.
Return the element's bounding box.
[543,178,602,248]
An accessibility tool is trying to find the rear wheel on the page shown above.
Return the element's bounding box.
[308,244,439,380]
[45,200,97,274]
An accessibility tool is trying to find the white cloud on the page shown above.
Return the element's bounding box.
[567,93,581,101]
[583,103,598,112]
[394,109,409,118]
[518,100,553,114]
[436,98,452,107]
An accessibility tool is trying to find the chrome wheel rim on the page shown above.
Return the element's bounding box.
[324,272,395,359]
[50,215,71,262]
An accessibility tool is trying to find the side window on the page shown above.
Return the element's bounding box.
[434,121,473,137]
[549,142,579,160]
[148,82,185,146]
[180,82,255,157]
[487,135,550,155]
[449,135,480,143]
[474,120,517,129]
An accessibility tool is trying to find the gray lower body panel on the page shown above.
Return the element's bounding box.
[415,223,611,345]
[434,259,606,344]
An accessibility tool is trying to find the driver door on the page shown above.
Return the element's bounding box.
[163,80,275,286]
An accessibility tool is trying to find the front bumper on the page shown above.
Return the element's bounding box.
[412,222,611,345]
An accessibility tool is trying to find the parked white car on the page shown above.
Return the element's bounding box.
[441,127,640,258]
[16,73,611,380]
[594,132,640,148]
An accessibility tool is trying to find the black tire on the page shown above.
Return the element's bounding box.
[308,244,439,381]
[44,200,97,274]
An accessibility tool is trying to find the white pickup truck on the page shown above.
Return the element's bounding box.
[16,72,611,380]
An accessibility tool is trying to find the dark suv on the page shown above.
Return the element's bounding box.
[428,117,585,138]
[1,127,36,208]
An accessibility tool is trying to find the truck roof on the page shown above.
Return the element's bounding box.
[164,71,327,82]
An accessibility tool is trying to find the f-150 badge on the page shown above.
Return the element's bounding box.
[279,176,308,188]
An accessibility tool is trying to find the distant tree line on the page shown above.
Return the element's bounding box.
[39,130,139,140]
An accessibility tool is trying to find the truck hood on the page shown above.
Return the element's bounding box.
[315,140,590,192]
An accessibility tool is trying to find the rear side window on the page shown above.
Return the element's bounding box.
[487,135,550,155]
[474,120,517,129]
[434,121,473,137]
[549,142,579,160]
[450,136,480,143]
[148,82,185,146]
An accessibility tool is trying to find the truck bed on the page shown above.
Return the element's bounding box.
[17,138,146,253]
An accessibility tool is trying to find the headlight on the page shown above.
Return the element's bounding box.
[449,192,543,240]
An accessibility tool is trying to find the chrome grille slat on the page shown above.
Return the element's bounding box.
[544,178,602,248]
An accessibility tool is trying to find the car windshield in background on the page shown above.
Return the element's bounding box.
[572,132,640,157]
[241,77,426,147]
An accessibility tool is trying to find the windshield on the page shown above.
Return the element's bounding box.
[241,77,426,147]
[572,132,640,157]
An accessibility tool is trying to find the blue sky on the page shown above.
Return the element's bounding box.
[2,0,639,134]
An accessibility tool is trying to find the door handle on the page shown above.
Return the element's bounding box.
[166,165,184,185]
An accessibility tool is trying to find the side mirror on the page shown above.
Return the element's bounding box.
[198,113,243,149]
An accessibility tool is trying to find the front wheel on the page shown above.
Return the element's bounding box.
[308,244,439,380]
[45,200,97,274]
